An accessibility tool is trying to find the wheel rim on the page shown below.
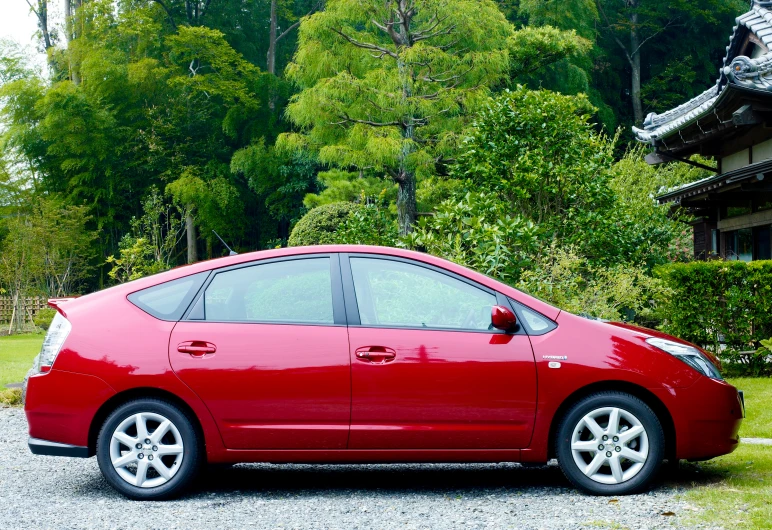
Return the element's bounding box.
[109,412,184,488]
[570,406,649,485]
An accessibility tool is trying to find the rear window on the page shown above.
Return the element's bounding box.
[128,272,208,321]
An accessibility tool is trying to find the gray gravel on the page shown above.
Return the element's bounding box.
[0,406,712,530]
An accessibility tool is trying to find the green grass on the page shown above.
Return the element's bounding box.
[0,333,44,387]
[679,444,772,529]
[0,333,43,405]
[729,377,772,438]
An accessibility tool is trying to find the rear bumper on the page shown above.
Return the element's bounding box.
[25,369,116,450]
[28,437,89,458]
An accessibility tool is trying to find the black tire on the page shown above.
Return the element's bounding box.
[96,398,202,500]
[555,392,665,496]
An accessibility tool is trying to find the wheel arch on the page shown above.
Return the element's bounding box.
[547,380,676,461]
[87,387,206,458]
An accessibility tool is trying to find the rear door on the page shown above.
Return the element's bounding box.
[169,254,351,450]
[342,254,538,450]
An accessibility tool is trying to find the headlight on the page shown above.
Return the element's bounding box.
[34,312,71,374]
[645,337,722,380]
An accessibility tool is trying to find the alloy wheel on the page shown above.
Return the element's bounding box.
[570,406,649,485]
[109,412,184,488]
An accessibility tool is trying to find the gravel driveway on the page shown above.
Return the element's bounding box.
[0,407,706,530]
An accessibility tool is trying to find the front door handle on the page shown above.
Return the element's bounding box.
[355,346,396,364]
[177,341,216,357]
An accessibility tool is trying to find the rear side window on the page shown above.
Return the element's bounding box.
[128,272,208,321]
[203,258,334,324]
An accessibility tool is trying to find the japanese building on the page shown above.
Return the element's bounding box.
[633,0,772,261]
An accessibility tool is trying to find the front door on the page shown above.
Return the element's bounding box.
[170,255,351,450]
[343,255,537,450]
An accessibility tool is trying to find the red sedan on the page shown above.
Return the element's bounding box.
[24,245,744,500]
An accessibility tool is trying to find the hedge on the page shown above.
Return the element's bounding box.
[654,260,772,352]
[287,202,361,247]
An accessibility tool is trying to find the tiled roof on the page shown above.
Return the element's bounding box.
[633,1,772,145]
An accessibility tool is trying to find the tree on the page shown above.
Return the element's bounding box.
[595,0,745,124]
[454,86,616,253]
[280,0,514,235]
[0,197,96,332]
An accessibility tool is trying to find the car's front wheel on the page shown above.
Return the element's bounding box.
[555,392,664,495]
[96,398,201,500]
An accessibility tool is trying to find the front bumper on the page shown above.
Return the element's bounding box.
[28,437,89,458]
[656,376,743,461]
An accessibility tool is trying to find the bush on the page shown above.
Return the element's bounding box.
[655,260,772,375]
[287,202,361,247]
[33,307,57,330]
[402,192,539,284]
[516,245,667,323]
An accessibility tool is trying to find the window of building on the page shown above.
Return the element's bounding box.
[755,226,771,260]
[727,229,754,262]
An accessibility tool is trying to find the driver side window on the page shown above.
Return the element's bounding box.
[349,257,497,331]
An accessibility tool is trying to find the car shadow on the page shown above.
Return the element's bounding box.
[194,463,572,495]
[75,460,728,499]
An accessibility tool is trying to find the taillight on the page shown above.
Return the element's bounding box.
[33,312,71,374]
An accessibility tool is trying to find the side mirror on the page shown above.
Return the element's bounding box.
[491,305,518,332]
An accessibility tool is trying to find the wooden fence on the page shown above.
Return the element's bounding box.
[0,296,48,324]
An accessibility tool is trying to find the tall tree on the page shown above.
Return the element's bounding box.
[280,0,514,234]
[24,0,56,70]
[595,0,745,125]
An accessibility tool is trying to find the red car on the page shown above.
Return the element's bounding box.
[24,245,744,500]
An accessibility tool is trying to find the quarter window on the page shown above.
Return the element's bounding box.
[204,258,334,324]
[349,258,497,330]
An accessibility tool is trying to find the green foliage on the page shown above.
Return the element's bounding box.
[106,187,185,282]
[280,0,516,233]
[0,197,96,297]
[336,193,399,246]
[455,87,617,259]
[607,146,705,267]
[287,202,361,247]
[303,170,397,209]
[402,192,539,284]
[516,245,667,323]
[33,308,57,331]
[519,0,598,39]
[655,261,772,373]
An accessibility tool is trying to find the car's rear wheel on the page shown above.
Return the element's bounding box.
[555,392,664,495]
[96,399,201,500]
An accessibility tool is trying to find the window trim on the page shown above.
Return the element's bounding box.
[340,253,524,335]
[182,253,347,326]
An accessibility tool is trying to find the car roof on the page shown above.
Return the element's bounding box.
[72,245,561,320]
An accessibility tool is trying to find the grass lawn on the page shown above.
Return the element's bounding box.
[0,333,43,386]
[729,377,772,438]
[0,333,43,405]
[678,377,772,529]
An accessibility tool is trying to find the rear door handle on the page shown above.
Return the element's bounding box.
[177,341,216,357]
[355,346,396,364]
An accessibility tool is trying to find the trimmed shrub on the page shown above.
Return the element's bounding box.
[655,260,772,375]
[33,307,57,330]
[288,202,361,247]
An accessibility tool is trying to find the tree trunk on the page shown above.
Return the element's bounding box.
[630,11,643,124]
[268,0,278,76]
[64,0,82,85]
[396,170,416,236]
[31,1,55,70]
[186,211,198,263]
[396,14,417,235]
